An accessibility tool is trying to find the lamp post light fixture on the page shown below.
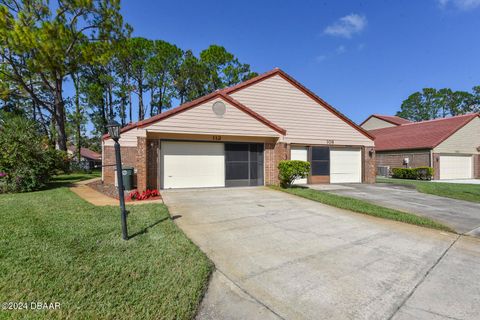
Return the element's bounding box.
[106,120,128,240]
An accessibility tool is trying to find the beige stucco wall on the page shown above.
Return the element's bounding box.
[103,127,146,147]
[230,75,374,146]
[361,117,396,131]
[433,117,480,154]
[144,97,281,138]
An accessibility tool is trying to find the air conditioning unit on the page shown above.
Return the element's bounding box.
[377,166,390,177]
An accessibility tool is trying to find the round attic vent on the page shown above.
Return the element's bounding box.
[212,101,226,116]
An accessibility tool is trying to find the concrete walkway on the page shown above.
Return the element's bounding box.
[312,183,480,236]
[70,178,163,206]
[163,187,480,320]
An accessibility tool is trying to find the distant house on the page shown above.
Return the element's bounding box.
[360,114,411,131]
[67,146,102,170]
[361,113,480,180]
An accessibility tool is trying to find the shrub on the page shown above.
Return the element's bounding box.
[391,167,434,180]
[415,166,434,180]
[278,160,311,188]
[0,115,66,192]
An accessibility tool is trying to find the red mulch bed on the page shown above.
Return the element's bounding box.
[87,180,162,202]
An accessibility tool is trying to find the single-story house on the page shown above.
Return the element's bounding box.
[360,114,411,130]
[363,113,480,180]
[67,146,102,170]
[102,68,375,190]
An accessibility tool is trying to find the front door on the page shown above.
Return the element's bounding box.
[225,143,264,187]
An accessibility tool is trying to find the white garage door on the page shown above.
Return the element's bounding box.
[440,155,472,180]
[162,141,225,189]
[330,149,362,183]
[291,146,308,184]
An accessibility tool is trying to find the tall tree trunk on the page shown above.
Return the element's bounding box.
[150,87,154,117]
[108,84,114,118]
[138,78,144,121]
[101,94,107,134]
[128,91,132,124]
[54,79,67,151]
[72,73,82,162]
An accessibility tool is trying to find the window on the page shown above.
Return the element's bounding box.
[311,147,329,176]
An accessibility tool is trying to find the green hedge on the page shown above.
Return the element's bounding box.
[391,167,434,180]
[278,160,311,188]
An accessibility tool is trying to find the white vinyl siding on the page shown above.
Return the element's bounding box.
[162,141,225,189]
[230,75,374,146]
[439,155,473,180]
[290,147,308,184]
[145,98,280,138]
[330,149,362,183]
[434,117,480,154]
[361,117,396,131]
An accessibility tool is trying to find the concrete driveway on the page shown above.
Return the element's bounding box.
[312,183,480,236]
[162,187,480,320]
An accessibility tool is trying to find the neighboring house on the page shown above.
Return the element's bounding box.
[366,113,480,180]
[360,114,411,130]
[68,146,102,170]
[102,68,375,191]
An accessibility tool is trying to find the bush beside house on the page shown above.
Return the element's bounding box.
[391,167,434,180]
[278,160,311,188]
[0,115,67,193]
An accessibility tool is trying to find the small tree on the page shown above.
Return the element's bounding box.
[0,114,65,192]
[278,160,311,188]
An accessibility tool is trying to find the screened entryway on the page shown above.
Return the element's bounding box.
[225,143,264,187]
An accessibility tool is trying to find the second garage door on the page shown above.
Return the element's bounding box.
[439,155,472,180]
[162,141,225,189]
[330,149,362,183]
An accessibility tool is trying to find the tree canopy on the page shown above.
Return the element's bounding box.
[396,86,480,121]
[0,0,257,157]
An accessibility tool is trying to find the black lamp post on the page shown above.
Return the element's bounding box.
[106,120,128,240]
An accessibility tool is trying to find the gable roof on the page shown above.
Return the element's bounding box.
[68,146,101,160]
[360,114,411,127]
[370,113,479,151]
[103,68,373,141]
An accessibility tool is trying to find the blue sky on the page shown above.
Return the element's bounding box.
[118,0,480,124]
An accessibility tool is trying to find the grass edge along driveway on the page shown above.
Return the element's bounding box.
[0,173,213,320]
[377,177,480,204]
[270,186,454,233]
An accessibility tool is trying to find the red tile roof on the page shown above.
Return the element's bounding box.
[68,146,101,160]
[103,68,373,141]
[360,114,411,127]
[370,113,479,151]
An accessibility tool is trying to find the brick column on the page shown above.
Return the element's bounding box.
[363,147,376,184]
[474,155,480,179]
[136,137,147,192]
[265,142,289,185]
[432,153,440,180]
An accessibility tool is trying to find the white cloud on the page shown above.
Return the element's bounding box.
[336,45,346,54]
[324,14,367,38]
[438,0,480,10]
[315,55,327,63]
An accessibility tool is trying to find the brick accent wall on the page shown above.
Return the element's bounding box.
[363,147,376,184]
[103,145,137,186]
[474,155,480,179]
[264,142,289,185]
[147,140,160,190]
[136,137,147,192]
[376,150,431,170]
[432,153,440,180]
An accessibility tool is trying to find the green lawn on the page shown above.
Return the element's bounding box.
[271,186,454,233]
[377,177,480,203]
[0,174,213,319]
